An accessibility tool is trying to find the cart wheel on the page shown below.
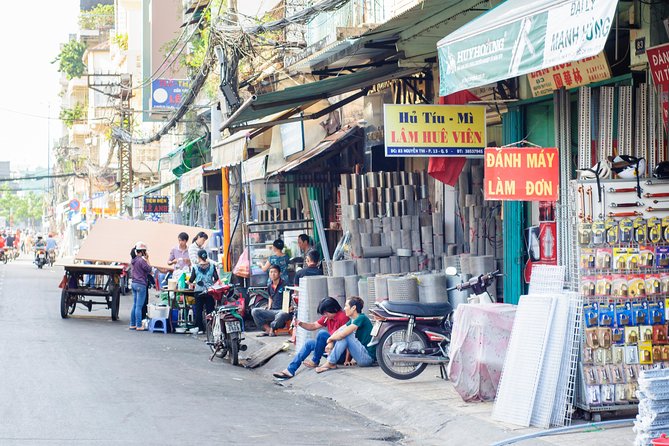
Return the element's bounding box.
[111,288,120,321]
[583,411,592,421]
[60,289,70,319]
[592,413,602,423]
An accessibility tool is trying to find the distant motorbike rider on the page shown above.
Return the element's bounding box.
[46,233,58,261]
[34,235,47,261]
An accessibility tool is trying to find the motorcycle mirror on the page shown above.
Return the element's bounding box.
[445,266,458,276]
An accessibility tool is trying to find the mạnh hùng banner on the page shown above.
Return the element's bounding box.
[437,0,618,97]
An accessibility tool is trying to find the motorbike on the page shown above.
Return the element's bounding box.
[0,248,7,264]
[205,283,247,365]
[369,268,500,380]
[34,248,47,269]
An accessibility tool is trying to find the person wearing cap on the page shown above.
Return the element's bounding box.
[188,249,219,334]
[188,232,209,268]
[259,239,289,286]
[130,242,152,331]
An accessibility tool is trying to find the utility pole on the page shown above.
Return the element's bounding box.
[87,73,134,215]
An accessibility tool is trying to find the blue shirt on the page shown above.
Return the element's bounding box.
[46,238,57,250]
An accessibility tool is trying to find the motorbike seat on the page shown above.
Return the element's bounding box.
[380,301,452,317]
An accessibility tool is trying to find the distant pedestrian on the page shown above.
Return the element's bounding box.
[188,231,208,267]
[130,242,152,331]
[188,249,219,335]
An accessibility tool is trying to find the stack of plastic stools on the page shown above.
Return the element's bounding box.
[148,318,168,334]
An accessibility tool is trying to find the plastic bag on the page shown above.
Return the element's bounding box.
[233,248,251,278]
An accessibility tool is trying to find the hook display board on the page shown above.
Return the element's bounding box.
[572,178,669,419]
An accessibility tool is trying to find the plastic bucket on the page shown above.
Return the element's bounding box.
[653,434,669,445]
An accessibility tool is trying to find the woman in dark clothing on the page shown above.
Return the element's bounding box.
[188,249,219,334]
[130,242,152,331]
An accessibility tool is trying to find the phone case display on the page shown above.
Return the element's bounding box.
[574,179,669,416]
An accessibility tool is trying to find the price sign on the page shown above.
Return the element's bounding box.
[143,196,169,214]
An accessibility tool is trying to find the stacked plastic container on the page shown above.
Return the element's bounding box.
[635,368,669,445]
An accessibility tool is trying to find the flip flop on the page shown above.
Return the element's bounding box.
[256,332,270,337]
[136,327,146,331]
[273,371,293,379]
[315,364,337,374]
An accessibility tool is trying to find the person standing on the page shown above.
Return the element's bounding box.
[188,249,219,335]
[130,242,152,331]
[297,234,313,257]
[259,239,289,286]
[273,297,348,379]
[188,231,209,267]
[315,296,376,373]
[168,232,191,271]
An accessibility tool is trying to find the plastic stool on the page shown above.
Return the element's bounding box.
[148,318,168,334]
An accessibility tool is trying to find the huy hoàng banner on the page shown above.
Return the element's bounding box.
[383,104,486,157]
[484,147,559,201]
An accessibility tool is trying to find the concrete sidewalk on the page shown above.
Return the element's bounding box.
[241,334,636,446]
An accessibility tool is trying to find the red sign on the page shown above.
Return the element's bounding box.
[647,43,669,129]
[484,147,559,201]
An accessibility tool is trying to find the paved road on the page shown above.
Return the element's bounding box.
[0,257,401,445]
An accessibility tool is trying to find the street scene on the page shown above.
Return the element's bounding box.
[3,0,669,445]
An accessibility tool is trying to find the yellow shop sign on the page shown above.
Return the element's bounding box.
[383,104,486,157]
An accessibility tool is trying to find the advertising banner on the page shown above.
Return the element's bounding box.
[646,43,669,129]
[527,52,611,97]
[151,79,190,109]
[484,147,559,201]
[143,196,169,214]
[438,0,618,96]
[384,104,486,157]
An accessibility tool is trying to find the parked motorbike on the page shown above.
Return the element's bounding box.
[0,248,7,264]
[369,268,500,380]
[205,283,247,365]
[34,248,47,269]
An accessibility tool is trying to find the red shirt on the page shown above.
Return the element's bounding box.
[317,310,349,334]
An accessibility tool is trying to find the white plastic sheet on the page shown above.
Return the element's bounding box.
[447,303,516,402]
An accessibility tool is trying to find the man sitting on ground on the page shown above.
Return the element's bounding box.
[252,264,290,336]
[273,297,349,379]
[315,296,376,373]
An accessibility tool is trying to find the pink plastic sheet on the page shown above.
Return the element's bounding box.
[447,303,517,402]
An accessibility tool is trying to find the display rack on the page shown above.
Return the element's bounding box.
[572,178,669,421]
[244,219,313,285]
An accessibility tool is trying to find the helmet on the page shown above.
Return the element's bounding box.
[609,155,645,179]
[654,162,669,179]
[578,160,611,180]
[135,241,147,251]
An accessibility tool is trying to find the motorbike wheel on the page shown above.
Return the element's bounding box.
[38,262,43,269]
[228,333,239,366]
[206,318,226,358]
[2,255,6,264]
[377,325,429,380]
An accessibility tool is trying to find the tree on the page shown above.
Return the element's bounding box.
[60,103,85,128]
[53,40,87,80]
[0,186,44,227]
[79,4,115,30]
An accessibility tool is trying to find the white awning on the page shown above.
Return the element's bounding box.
[241,153,268,183]
[211,131,249,168]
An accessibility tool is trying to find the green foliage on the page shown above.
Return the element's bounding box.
[112,33,128,51]
[59,103,85,128]
[53,40,87,80]
[0,186,44,226]
[79,4,115,30]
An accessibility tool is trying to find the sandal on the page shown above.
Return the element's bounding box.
[129,326,136,330]
[272,370,294,379]
[136,327,146,331]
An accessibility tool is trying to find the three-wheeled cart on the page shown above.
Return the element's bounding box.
[60,264,124,320]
